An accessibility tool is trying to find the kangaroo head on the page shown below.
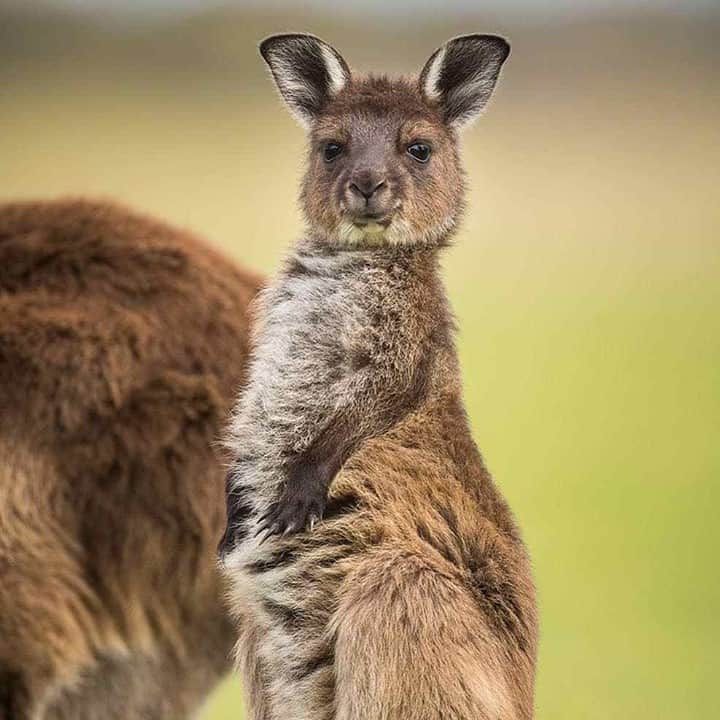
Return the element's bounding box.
[260,33,509,248]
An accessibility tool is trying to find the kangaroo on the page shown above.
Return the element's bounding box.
[0,199,261,719]
[220,33,537,720]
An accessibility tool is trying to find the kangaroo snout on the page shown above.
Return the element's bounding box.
[346,169,390,218]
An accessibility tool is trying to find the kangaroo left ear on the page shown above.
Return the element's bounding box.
[259,33,350,129]
[419,34,510,130]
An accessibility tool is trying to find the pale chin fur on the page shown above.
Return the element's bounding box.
[332,215,455,248]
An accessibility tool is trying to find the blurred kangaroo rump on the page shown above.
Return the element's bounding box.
[221,34,538,720]
[0,199,262,719]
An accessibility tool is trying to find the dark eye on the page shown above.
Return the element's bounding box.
[407,142,431,163]
[323,142,344,162]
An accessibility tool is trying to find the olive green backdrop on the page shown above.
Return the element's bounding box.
[2,2,718,718]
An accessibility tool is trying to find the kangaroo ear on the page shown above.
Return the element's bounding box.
[259,33,350,128]
[419,34,510,130]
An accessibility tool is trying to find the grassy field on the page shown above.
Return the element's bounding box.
[2,6,719,718]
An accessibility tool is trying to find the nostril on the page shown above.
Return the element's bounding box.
[349,182,367,200]
[349,179,387,201]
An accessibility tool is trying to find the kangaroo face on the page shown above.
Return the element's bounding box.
[260,33,509,247]
[302,80,462,246]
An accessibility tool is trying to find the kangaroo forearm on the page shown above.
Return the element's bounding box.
[262,441,349,533]
[253,401,363,535]
[256,361,430,538]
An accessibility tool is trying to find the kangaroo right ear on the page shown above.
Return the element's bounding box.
[259,34,350,129]
[419,34,510,130]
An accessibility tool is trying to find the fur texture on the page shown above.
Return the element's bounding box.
[0,198,262,719]
[222,34,536,720]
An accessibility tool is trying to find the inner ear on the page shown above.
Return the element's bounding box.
[259,34,350,128]
[420,34,510,129]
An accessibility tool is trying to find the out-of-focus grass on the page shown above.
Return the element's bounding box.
[2,8,719,719]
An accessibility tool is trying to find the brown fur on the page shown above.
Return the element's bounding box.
[0,198,262,719]
[223,34,536,720]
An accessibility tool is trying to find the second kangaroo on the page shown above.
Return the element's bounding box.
[221,33,538,720]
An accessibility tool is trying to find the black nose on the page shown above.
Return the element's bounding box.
[349,176,386,201]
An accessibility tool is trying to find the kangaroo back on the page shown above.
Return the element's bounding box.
[0,198,262,719]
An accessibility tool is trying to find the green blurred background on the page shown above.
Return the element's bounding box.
[2,1,718,717]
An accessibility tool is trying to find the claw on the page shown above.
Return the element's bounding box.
[259,531,276,546]
[257,507,276,526]
[255,524,274,545]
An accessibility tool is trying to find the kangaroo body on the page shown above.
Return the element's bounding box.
[0,199,261,719]
[223,248,536,720]
[221,246,445,545]
[222,34,538,720]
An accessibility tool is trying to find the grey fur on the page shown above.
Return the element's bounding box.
[222,244,451,541]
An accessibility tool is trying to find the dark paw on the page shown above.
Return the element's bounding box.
[218,523,240,562]
[218,471,253,560]
[255,488,327,541]
[0,667,30,720]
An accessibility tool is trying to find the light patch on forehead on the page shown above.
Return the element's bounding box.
[422,47,446,101]
[314,113,397,148]
[400,118,444,144]
[313,116,348,141]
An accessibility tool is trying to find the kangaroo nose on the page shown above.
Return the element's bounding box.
[349,177,386,201]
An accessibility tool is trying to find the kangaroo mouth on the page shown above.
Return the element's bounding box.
[338,210,399,244]
[351,214,392,229]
